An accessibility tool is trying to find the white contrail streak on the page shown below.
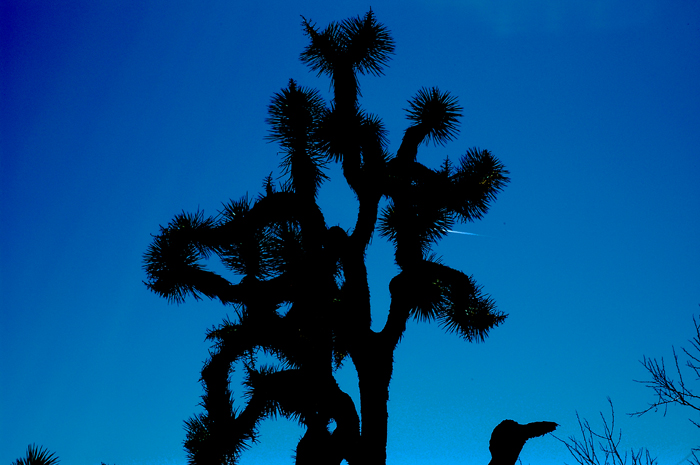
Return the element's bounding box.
[445,229,480,236]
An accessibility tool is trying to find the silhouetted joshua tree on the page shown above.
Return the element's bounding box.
[144,10,509,465]
[11,444,60,465]
[488,420,558,465]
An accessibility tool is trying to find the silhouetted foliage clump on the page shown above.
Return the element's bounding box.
[12,444,59,465]
[144,10,509,465]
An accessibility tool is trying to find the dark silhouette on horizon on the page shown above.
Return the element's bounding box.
[488,420,558,465]
[11,444,60,465]
[144,9,513,465]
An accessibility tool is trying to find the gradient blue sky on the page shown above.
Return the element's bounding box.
[2,1,699,464]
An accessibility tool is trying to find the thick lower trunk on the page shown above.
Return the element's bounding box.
[355,337,394,465]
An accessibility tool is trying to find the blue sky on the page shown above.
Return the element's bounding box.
[2,1,699,464]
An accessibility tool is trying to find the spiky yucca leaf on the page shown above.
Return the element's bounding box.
[379,161,457,265]
[300,11,394,79]
[314,106,387,164]
[243,367,331,427]
[219,195,251,222]
[267,80,328,196]
[401,262,506,342]
[450,148,509,222]
[218,192,308,282]
[378,200,453,256]
[342,10,394,76]
[12,444,60,465]
[267,80,327,150]
[243,366,302,422]
[143,210,225,303]
[405,87,463,145]
[437,276,506,342]
[359,110,389,150]
[184,409,255,465]
[219,197,280,279]
[300,18,345,78]
[188,345,261,465]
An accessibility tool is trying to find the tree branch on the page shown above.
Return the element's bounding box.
[555,398,657,465]
[631,316,700,424]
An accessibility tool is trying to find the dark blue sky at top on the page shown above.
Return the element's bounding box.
[1,1,699,465]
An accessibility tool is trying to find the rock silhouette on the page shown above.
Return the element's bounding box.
[488,419,558,465]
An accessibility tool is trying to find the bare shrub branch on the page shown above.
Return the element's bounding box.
[631,315,700,429]
[555,398,656,465]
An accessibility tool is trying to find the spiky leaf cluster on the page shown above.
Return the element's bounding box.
[390,260,506,343]
[143,211,223,303]
[301,10,394,82]
[217,196,302,279]
[449,148,509,221]
[405,87,463,146]
[378,148,509,266]
[11,444,60,465]
[267,80,329,196]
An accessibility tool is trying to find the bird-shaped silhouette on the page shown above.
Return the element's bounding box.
[487,419,557,465]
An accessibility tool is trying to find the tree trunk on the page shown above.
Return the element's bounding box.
[355,335,394,465]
